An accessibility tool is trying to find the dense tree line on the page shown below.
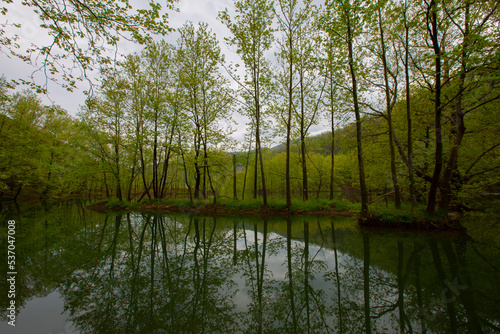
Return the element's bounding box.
[1,0,499,220]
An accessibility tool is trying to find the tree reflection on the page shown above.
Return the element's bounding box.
[1,203,499,333]
[59,214,239,333]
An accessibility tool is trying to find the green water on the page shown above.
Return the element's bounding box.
[1,201,499,333]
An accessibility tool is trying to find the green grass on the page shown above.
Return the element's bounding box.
[218,198,264,211]
[92,197,369,217]
[366,203,446,226]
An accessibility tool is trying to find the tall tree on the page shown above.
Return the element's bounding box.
[177,22,232,203]
[323,0,369,215]
[275,0,305,209]
[437,0,500,212]
[219,0,275,208]
[79,70,129,201]
[122,53,151,200]
[364,0,402,208]
[294,12,326,201]
[141,41,175,199]
[425,0,444,217]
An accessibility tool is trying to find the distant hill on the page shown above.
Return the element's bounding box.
[266,125,358,157]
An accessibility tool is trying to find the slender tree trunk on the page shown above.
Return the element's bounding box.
[138,120,151,200]
[329,75,335,201]
[257,132,268,208]
[253,146,259,199]
[301,132,308,201]
[194,131,202,200]
[179,131,194,206]
[426,0,443,217]
[378,7,401,209]
[254,63,267,208]
[299,65,308,202]
[242,133,253,200]
[286,33,293,210]
[153,111,159,198]
[127,164,136,201]
[160,124,176,198]
[114,143,122,201]
[233,154,237,200]
[103,170,110,198]
[404,2,416,209]
[346,16,368,216]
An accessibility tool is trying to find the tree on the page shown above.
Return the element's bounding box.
[79,70,129,201]
[361,0,403,209]
[275,0,305,209]
[142,41,175,199]
[293,11,326,202]
[122,53,151,200]
[436,0,500,213]
[424,0,444,217]
[176,22,233,203]
[219,0,275,208]
[374,0,402,209]
[1,0,176,91]
[323,0,369,216]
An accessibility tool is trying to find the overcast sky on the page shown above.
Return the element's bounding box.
[0,0,329,144]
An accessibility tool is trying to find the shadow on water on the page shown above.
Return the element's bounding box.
[1,201,499,333]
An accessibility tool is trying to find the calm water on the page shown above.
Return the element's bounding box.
[1,201,499,333]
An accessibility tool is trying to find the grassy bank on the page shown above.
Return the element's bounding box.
[360,204,465,231]
[87,197,472,231]
[88,197,359,216]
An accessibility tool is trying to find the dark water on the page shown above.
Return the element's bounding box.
[1,201,499,333]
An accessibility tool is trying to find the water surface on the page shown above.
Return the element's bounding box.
[1,201,499,333]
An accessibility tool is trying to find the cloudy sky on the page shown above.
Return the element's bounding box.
[0,0,329,144]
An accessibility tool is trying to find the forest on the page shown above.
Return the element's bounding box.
[0,0,499,222]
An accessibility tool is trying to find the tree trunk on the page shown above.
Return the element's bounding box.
[300,70,308,202]
[255,87,268,208]
[426,0,443,217]
[404,3,416,209]
[179,131,194,206]
[329,75,335,201]
[438,1,469,213]
[378,7,401,209]
[242,133,252,201]
[194,132,202,200]
[233,154,237,200]
[152,111,159,198]
[346,16,368,216]
[114,143,122,201]
[285,32,293,210]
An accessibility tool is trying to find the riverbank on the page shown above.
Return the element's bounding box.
[87,198,471,231]
[87,198,356,217]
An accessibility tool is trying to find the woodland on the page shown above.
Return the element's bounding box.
[0,0,499,222]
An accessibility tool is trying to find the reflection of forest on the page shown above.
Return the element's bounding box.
[1,202,499,333]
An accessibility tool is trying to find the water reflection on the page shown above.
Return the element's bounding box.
[1,202,499,333]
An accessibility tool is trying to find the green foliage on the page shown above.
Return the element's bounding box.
[1,0,176,91]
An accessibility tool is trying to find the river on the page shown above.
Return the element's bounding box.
[1,201,499,333]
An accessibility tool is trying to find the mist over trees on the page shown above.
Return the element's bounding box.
[1,0,499,220]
